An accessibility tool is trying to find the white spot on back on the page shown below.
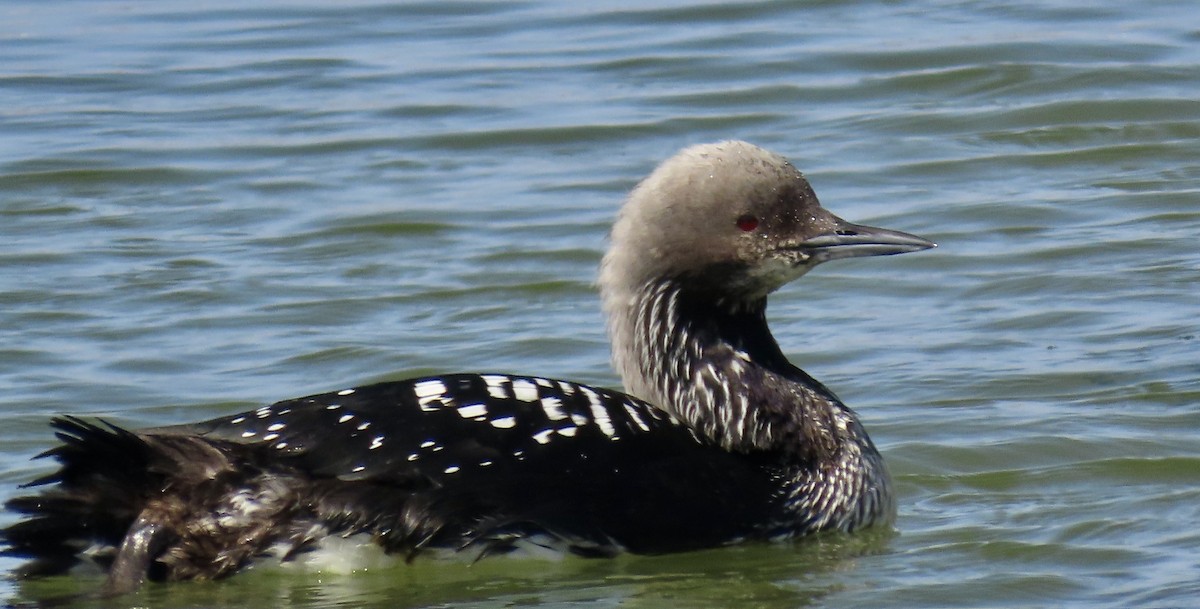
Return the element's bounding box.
[540,396,567,421]
[414,379,450,411]
[338,414,354,424]
[491,416,517,429]
[512,379,539,403]
[556,427,578,437]
[369,436,384,450]
[581,387,602,410]
[589,400,617,438]
[482,375,510,399]
[230,416,246,424]
[414,380,447,398]
[338,389,356,396]
[443,465,460,474]
[457,403,488,419]
[241,431,257,438]
[267,423,285,432]
[531,428,555,444]
[624,402,651,431]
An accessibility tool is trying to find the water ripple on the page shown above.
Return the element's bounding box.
[2,0,1199,607]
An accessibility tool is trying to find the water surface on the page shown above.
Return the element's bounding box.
[2,1,1198,607]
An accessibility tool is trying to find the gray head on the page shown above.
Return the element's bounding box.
[600,140,933,308]
[600,141,934,410]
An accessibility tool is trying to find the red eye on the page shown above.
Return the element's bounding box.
[736,214,759,232]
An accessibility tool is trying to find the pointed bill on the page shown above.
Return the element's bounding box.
[799,219,935,264]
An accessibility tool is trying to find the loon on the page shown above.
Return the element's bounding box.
[3,141,934,595]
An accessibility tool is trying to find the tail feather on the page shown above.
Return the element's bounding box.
[3,416,323,590]
[4,417,163,577]
[4,414,603,590]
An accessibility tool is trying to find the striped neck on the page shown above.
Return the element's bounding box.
[607,279,837,455]
[606,278,895,530]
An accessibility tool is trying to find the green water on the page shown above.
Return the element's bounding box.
[2,1,1198,607]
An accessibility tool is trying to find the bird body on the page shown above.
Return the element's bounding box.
[3,141,933,594]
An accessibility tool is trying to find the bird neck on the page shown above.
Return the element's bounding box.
[605,279,860,459]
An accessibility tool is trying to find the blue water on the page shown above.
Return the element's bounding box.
[2,1,1198,607]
